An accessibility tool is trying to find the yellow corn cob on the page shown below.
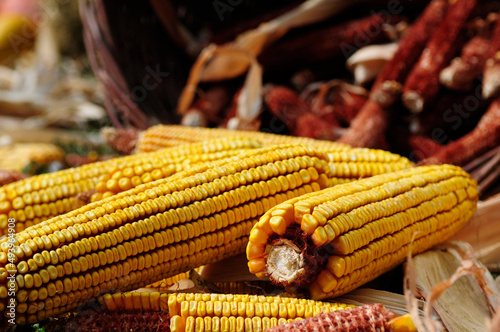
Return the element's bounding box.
[247,165,478,300]
[136,124,350,153]
[0,137,261,236]
[98,291,353,332]
[92,148,258,202]
[0,143,64,173]
[94,144,412,201]
[0,145,333,325]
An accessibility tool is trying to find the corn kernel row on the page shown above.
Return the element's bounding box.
[98,291,353,332]
[0,137,261,235]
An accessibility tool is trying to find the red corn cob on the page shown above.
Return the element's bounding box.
[440,33,492,91]
[329,90,367,125]
[294,112,338,140]
[181,84,235,127]
[406,134,444,162]
[0,169,28,186]
[402,0,478,113]
[101,127,140,155]
[267,304,393,332]
[43,310,171,332]
[338,0,449,148]
[258,13,404,73]
[422,97,500,166]
[305,82,368,127]
[264,86,340,138]
[264,86,315,131]
[372,0,449,107]
[337,99,389,149]
[483,18,500,99]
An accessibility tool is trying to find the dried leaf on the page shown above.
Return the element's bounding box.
[200,0,352,82]
[406,241,500,332]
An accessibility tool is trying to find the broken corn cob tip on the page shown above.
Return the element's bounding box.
[247,164,478,299]
[93,137,263,199]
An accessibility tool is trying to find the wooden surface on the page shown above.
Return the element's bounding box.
[451,193,500,265]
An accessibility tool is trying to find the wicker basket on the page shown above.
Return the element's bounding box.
[79,0,300,129]
[80,0,190,128]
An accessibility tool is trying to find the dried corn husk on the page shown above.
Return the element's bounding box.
[199,0,352,82]
[346,43,399,85]
[405,241,500,332]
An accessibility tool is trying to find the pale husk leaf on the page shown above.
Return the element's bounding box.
[199,0,352,82]
[405,241,500,332]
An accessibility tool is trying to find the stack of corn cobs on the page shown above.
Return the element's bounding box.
[0,125,479,331]
[161,0,500,200]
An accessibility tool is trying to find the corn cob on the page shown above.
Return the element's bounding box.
[247,165,478,300]
[44,310,171,332]
[0,137,261,236]
[93,147,412,202]
[0,145,333,325]
[136,124,350,153]
[98,291,353,332]
[92,148,258,202]
[0,143,64,173]
[266,303,416,332]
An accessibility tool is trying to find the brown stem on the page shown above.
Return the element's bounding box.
[477,165,500,197]
[471,148,500,183]
[402,0,478,113]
